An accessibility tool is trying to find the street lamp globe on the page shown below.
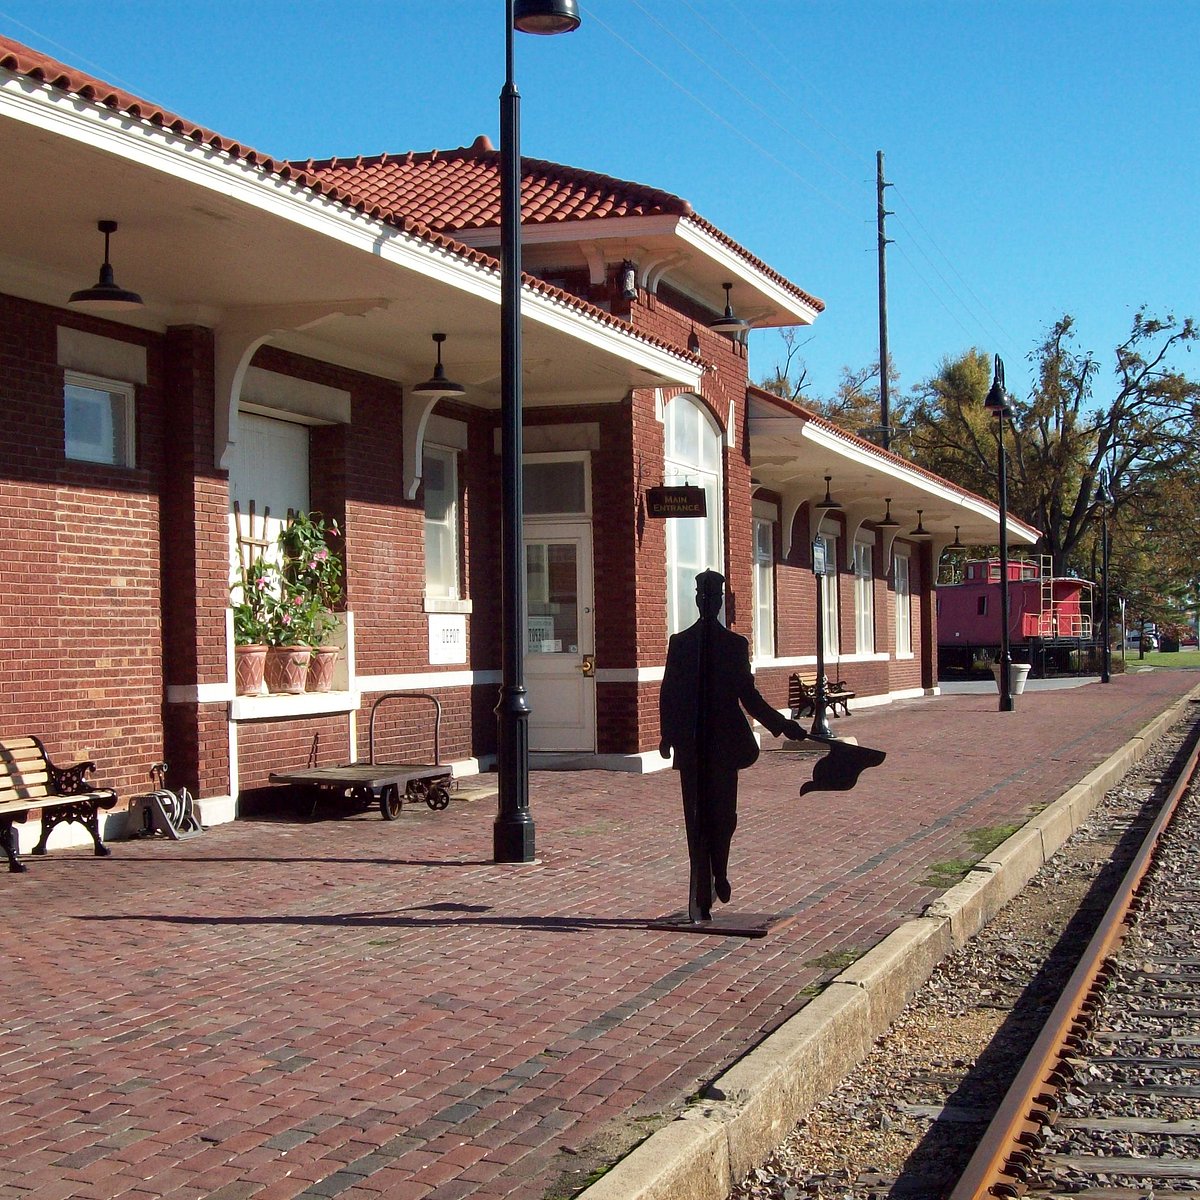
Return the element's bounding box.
[513,0,581,34]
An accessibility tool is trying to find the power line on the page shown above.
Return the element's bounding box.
[670,0,865,194]
[891,184,1024,360]
[892,240,981,349]
[581,4,859,217]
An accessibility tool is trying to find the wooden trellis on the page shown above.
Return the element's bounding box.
[232,499,271,574]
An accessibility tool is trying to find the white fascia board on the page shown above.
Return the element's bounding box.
[454,214,683,248]
[520,286,701,388]
[674,218,821,326]
[1,74,698,383]
[0,73,495,299]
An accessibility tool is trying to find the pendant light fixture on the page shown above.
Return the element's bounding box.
[909,509,932,539]
[815,474,842,511]
[709,282,749,337]
[877,498,900,529]
[411,333,465,400]
[948,526,965,550]
[68,220,143,310]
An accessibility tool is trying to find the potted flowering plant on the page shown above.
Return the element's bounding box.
[262,578,313,695]
[279,511,344,692]
[230,511,345,695]
[231,556,276,695]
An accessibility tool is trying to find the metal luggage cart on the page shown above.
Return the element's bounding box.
[269,692,452,820]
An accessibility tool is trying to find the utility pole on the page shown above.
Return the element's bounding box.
[876,150,893,451]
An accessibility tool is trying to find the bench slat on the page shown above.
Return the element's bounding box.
[0,749,45,763]
[0,736,41,754]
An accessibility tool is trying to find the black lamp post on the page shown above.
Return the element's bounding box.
[984,355,1014,712]
[494,0,581,864]
[810,536,834,739]
[1095,472,1113,684]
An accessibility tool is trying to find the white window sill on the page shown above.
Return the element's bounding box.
[424,597,473,614]
[230,691,361,721]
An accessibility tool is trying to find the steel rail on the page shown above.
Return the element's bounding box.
[948,725,1200,1200]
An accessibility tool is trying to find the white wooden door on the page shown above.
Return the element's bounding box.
[524,522,596,752]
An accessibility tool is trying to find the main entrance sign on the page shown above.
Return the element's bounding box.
[646,486,707,519]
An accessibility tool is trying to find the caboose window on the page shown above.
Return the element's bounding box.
[978,595,988,616]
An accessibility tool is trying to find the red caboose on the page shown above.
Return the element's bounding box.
[938,556,1097,676]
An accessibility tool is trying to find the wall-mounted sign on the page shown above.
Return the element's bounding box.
[646,486,707,519]
[428,614,467,665]
[812,538,829,577]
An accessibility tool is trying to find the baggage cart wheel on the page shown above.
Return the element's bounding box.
[379,785,403,821]
[426,784,451,811]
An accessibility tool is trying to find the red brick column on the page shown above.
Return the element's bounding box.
[161,325,232,798]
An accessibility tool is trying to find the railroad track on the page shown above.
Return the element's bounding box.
[950,725,1200,1199]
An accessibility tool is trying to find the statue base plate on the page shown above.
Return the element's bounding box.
[646,911,796,939]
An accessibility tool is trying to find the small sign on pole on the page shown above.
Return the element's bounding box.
[812,538,828,576]
[646,486,707,519]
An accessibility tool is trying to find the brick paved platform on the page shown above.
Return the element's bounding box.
[3,669,1196,1200]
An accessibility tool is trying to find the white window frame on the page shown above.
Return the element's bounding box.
[522,451,591,520]
[752,514,776,659]
[854,538,875,654]
[819,533,839,658]
[664,395,724,635]
[64,370,135,467]
[894,550,912,657]
[423,444,461,603]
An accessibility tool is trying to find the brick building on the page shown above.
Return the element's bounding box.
[0,36,1036,848]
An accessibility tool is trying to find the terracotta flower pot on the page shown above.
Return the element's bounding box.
[265,645,312,695]
[235,644,267,696]
[306,646,340,693]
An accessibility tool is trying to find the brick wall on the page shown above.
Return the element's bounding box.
[0,293,166,795]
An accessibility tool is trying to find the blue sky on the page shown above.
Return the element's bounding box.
[3,1,1197,404]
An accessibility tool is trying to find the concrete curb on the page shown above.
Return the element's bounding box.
[578,683,1200,1200]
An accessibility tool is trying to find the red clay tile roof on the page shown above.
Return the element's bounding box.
[0,35,702,370]
[291,136,692,231]
[293,137,824,314]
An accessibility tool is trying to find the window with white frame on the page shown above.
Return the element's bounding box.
[753,515,775,658]
[64,371,135,467]
[894,550,912,655]
[854,538,875,653]
[819,533,839,657]
[423,445,460,601]
[664,394,724,635]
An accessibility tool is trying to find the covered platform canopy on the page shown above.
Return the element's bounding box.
[747,387,1041,556]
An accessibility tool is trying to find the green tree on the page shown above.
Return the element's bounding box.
[759,330,900,443]
[908,313,1199,577]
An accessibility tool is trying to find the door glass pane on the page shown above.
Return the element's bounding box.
[526,542,579,655]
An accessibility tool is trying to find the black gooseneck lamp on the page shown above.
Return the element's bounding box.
[494,0,581,865]
[984,355,1015,712]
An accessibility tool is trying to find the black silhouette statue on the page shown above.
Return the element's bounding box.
[659,570,807,922]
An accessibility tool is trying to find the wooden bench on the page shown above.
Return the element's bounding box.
[0,736,118,873]
[789,673,855,719]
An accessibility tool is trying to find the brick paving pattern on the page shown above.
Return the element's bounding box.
[2,669,1196,1199]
